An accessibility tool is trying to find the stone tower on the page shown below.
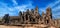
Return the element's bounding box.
[32,6,39,24]
[46,7,52,19]
[42,12,46,24]
[34,6,38,14]
[45,7,52,25]
[42,12,45,19]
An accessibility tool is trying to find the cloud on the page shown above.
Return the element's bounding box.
[14,4,34,12]
[12,0,18,5]
[48,0,60,8]
[48,0,60,18]
[52,6,60,18]
[11,0,34,12]
[0,0,60,19]
[0,2,18,16]
[38,0,60,18]
[0,0,34,17]
[8,8,14,11]
[39,8,46,14]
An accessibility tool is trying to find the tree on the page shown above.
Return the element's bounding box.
[31,9,34,12]
[19,11,22,16]
[3,14,10,24]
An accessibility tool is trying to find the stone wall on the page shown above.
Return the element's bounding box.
[2,6,60,28]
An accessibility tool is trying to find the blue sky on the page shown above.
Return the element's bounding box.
[0,0,60,19]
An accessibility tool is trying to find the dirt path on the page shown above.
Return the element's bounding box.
[0,25,22,28]
[0,25,36,28]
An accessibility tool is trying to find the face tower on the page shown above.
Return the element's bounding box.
[45,7,52,25]
[46,7,52,19]
[34,6,38,14]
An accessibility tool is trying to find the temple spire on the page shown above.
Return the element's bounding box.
[35,6,38,11]
[42,12,45,16]
[46,7,52,16]
[34,6,38,14]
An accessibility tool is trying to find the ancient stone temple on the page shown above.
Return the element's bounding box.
[2,6,60,28]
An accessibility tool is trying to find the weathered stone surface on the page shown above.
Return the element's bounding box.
[1,6,60,28]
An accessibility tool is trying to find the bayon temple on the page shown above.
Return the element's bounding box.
[1,6,60,28]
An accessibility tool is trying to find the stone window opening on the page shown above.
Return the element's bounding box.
[41,22,43,24]
[26,15,28,20]
[46,20,49,24]
[22,16,24,21]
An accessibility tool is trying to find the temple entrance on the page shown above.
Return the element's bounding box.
[47,20,49,24]
[46,20,49,24]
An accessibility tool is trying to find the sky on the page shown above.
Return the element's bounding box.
[0,0,60,19]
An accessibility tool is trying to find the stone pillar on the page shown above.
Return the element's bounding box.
[24,14,26,24]
[27,15,30,24]
[45,17,48,24]
[42,12,46,24]
[38,18,41,24]
[20,16,23,23]
[55,20,58,26]
[20,16,23,24]
[35,18,38,24]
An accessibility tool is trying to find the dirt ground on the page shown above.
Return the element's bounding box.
[0,25,36,28]
[0,24,47,28]
[0,24,57,28]
[0,25,22,28]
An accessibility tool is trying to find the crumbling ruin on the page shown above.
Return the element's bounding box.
[1,6,60,28]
